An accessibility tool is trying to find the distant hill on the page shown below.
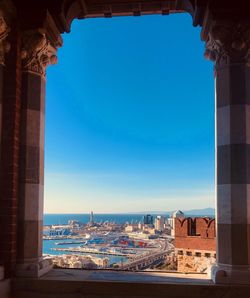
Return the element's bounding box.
[183,208,215,217]
[129,208,215,217]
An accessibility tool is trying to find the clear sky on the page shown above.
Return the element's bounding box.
[44,13,215,214]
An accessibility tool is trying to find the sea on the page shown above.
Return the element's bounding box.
[43,213,159,226]
[43,213,163,265]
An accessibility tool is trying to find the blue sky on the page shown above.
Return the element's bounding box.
[44,13,215,213]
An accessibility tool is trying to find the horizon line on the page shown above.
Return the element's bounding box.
[44,207,215,215]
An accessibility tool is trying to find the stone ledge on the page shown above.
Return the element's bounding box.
[11,269,250,298]
[40,269,212,284]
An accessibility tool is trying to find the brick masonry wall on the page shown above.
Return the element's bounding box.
[174,217,216,273]
[174,217,216,251]
[0,29,22,278]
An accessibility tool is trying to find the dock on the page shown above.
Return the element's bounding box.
[51,247,132,257]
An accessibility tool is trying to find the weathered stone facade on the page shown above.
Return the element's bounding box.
[177,250,216,273]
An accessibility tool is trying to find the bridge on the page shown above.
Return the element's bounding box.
[121,249,173,271]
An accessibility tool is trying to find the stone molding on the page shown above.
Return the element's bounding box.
[21,30,58,76]
[204,21,250,68]
[0,15,10,65]
[211,264,250,285]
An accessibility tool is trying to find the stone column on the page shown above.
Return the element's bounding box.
[205,21,250,284]
[0,15,10,201]
[0,1,11,159]
[0,14,10,283]
[15,30,58,277]
[0,22,21,280]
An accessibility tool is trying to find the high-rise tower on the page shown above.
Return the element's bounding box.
[89,211,94,226]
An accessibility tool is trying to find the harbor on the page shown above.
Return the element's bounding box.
[43,212,174,270]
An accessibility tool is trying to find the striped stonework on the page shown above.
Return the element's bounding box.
[15,31,59,277]
[216,65,250,266]
[17,72,45,264]
[205,21,250,284]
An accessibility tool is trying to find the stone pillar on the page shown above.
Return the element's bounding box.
[0,14,10,283]
[15,30,58,277]
[205,21,250,284]
[0,3,11,159]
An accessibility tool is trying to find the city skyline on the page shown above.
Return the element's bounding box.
[44,13,215,213]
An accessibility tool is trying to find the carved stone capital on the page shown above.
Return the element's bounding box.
[0,15,10,65]
[21,30,58,76]
[204,21,250,67]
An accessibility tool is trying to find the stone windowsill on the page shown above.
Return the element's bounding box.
[11,269,250,298]
[40,268,212,284]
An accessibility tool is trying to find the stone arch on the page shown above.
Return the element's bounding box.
[0,0,250,286]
